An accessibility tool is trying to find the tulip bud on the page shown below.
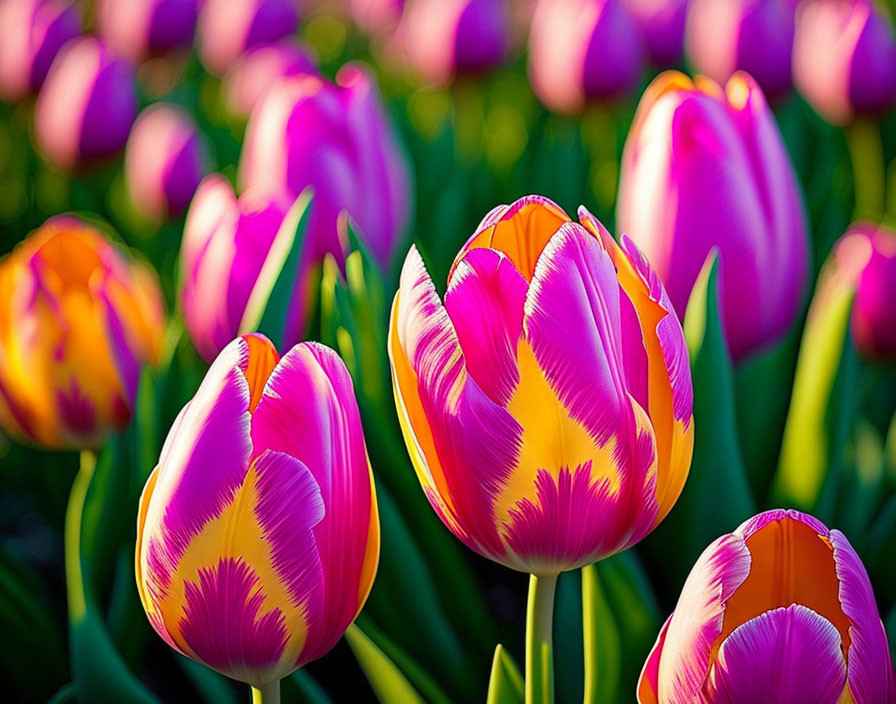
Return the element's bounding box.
[529,0,645,114]
[136,333,379,687]
[834,223,896,360]
[222,40,317,118]
[618,71,809,361]
[125,103,207,221]
[34,36,137,169]
[396,0,510,85]
[198,0,300,75]
[638,509,894,703]
[621,0,687,66]
[794,0,896,125]
[0,215,164,449]
[685,0,795,100]
[180,175,294,362]
[238,63,410,275]
[0,0,80,101]
[388,195,694,576]
[97,0,198,62]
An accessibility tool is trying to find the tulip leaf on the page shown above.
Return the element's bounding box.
[179,658,239,704]
[582,563,621,704]
[240,190,313,350]
[486,645,524,704]
[289,669,334,704]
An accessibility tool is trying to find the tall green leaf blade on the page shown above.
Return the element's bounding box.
[486,645,524,704]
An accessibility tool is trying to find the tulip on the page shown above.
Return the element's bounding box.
[97,0,198,62]
[0,215,164,449]
[794,0,896,125]
[135,333,379,697]
[34,36,137,169]
[222,40,317,118]
[638,509,895,703]
[0,0,80,101]
[621,0,687,66]
[198,0,300,75]
[125,103,207,221]
[238,63,410,276]
[180,175,294,362]
[617,71,809,361]
[528,0,645,114]
[395,0,510,85]
[685,0,795,100]
[834,223,896,360]
[351,0,406,36]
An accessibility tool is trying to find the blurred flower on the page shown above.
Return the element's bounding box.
[529,0,645,114]
[621,0,687,66]
[638,509,894,703]
[34,36,137,169]
[136,333,379,687]
[834,223,896,360]
[351,0,405,35]
[0,0,80,101]
[388,195,694,576]
[125,103,207,221]
[685,0,795,99]
[617,71,808,361]
[0,215,164,449]
[198,0,300,75]
[97,0,198,62]
[397,0,511,85]
[222,39,317,118]
[180,175,293,362]
[794,0,896,125]
[238,62,410,282]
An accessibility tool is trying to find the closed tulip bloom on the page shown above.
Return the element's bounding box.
[794,0,896,125]
[34,36,137,169]
[0,0,80,101]
[621,0,687,66]
[198,0,300,75]
[125,103,207,221]
[529,0,645,114]
[618,71,808,360]
[388,196,694,576]
[180,175,293,362]
[0,216,164,449]
[136,333,379,687]
[239,63,410,278]
[686,0,795,99]
[97,0,197,62]
[638,509,895,703]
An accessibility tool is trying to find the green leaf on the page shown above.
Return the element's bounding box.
[486,645,524,704]
[179,658,239,704]
[239,190,313,350]
[582,564,621,704]
[289,669,334,704]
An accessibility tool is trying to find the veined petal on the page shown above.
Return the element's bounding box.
[638,614,672,704]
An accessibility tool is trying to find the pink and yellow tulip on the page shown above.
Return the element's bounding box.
[639,509,894,703]
[388,195,694,577]
[136,333,379,688]
[0,215,164,449]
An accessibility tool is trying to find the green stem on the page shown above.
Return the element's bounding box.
[525,573,557,704]
[845,118,886,221]
[65,450,97,623]
[251,680,280,704]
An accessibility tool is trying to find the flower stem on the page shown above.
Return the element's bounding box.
[845,118,886,221]
[65,450,96,623]
[525,573,557,704]
[251,680,280,704]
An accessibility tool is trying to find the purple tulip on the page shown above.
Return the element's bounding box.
[0,0,80,101]
[794,0,896,125]
[617,71,809,361]
[97,0,198,62]
[685,0,795,100]
[529,0,644,114]
[180,175,296,362]
[834,223,896,360]
[396,0,510,85]
[621,0,687,66]
[125,104,207,221]
[222,39,317,118]
[34,36,137,169]
[198,0,300,75]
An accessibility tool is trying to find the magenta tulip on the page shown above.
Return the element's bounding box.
[97,0,197,62]
[622,0,687,66]
[618,71,809,361]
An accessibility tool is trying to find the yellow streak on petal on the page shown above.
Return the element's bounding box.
[355,460,380,610]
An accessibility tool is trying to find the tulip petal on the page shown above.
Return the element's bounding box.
[637,614,671,704]
[705,604,847,704]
